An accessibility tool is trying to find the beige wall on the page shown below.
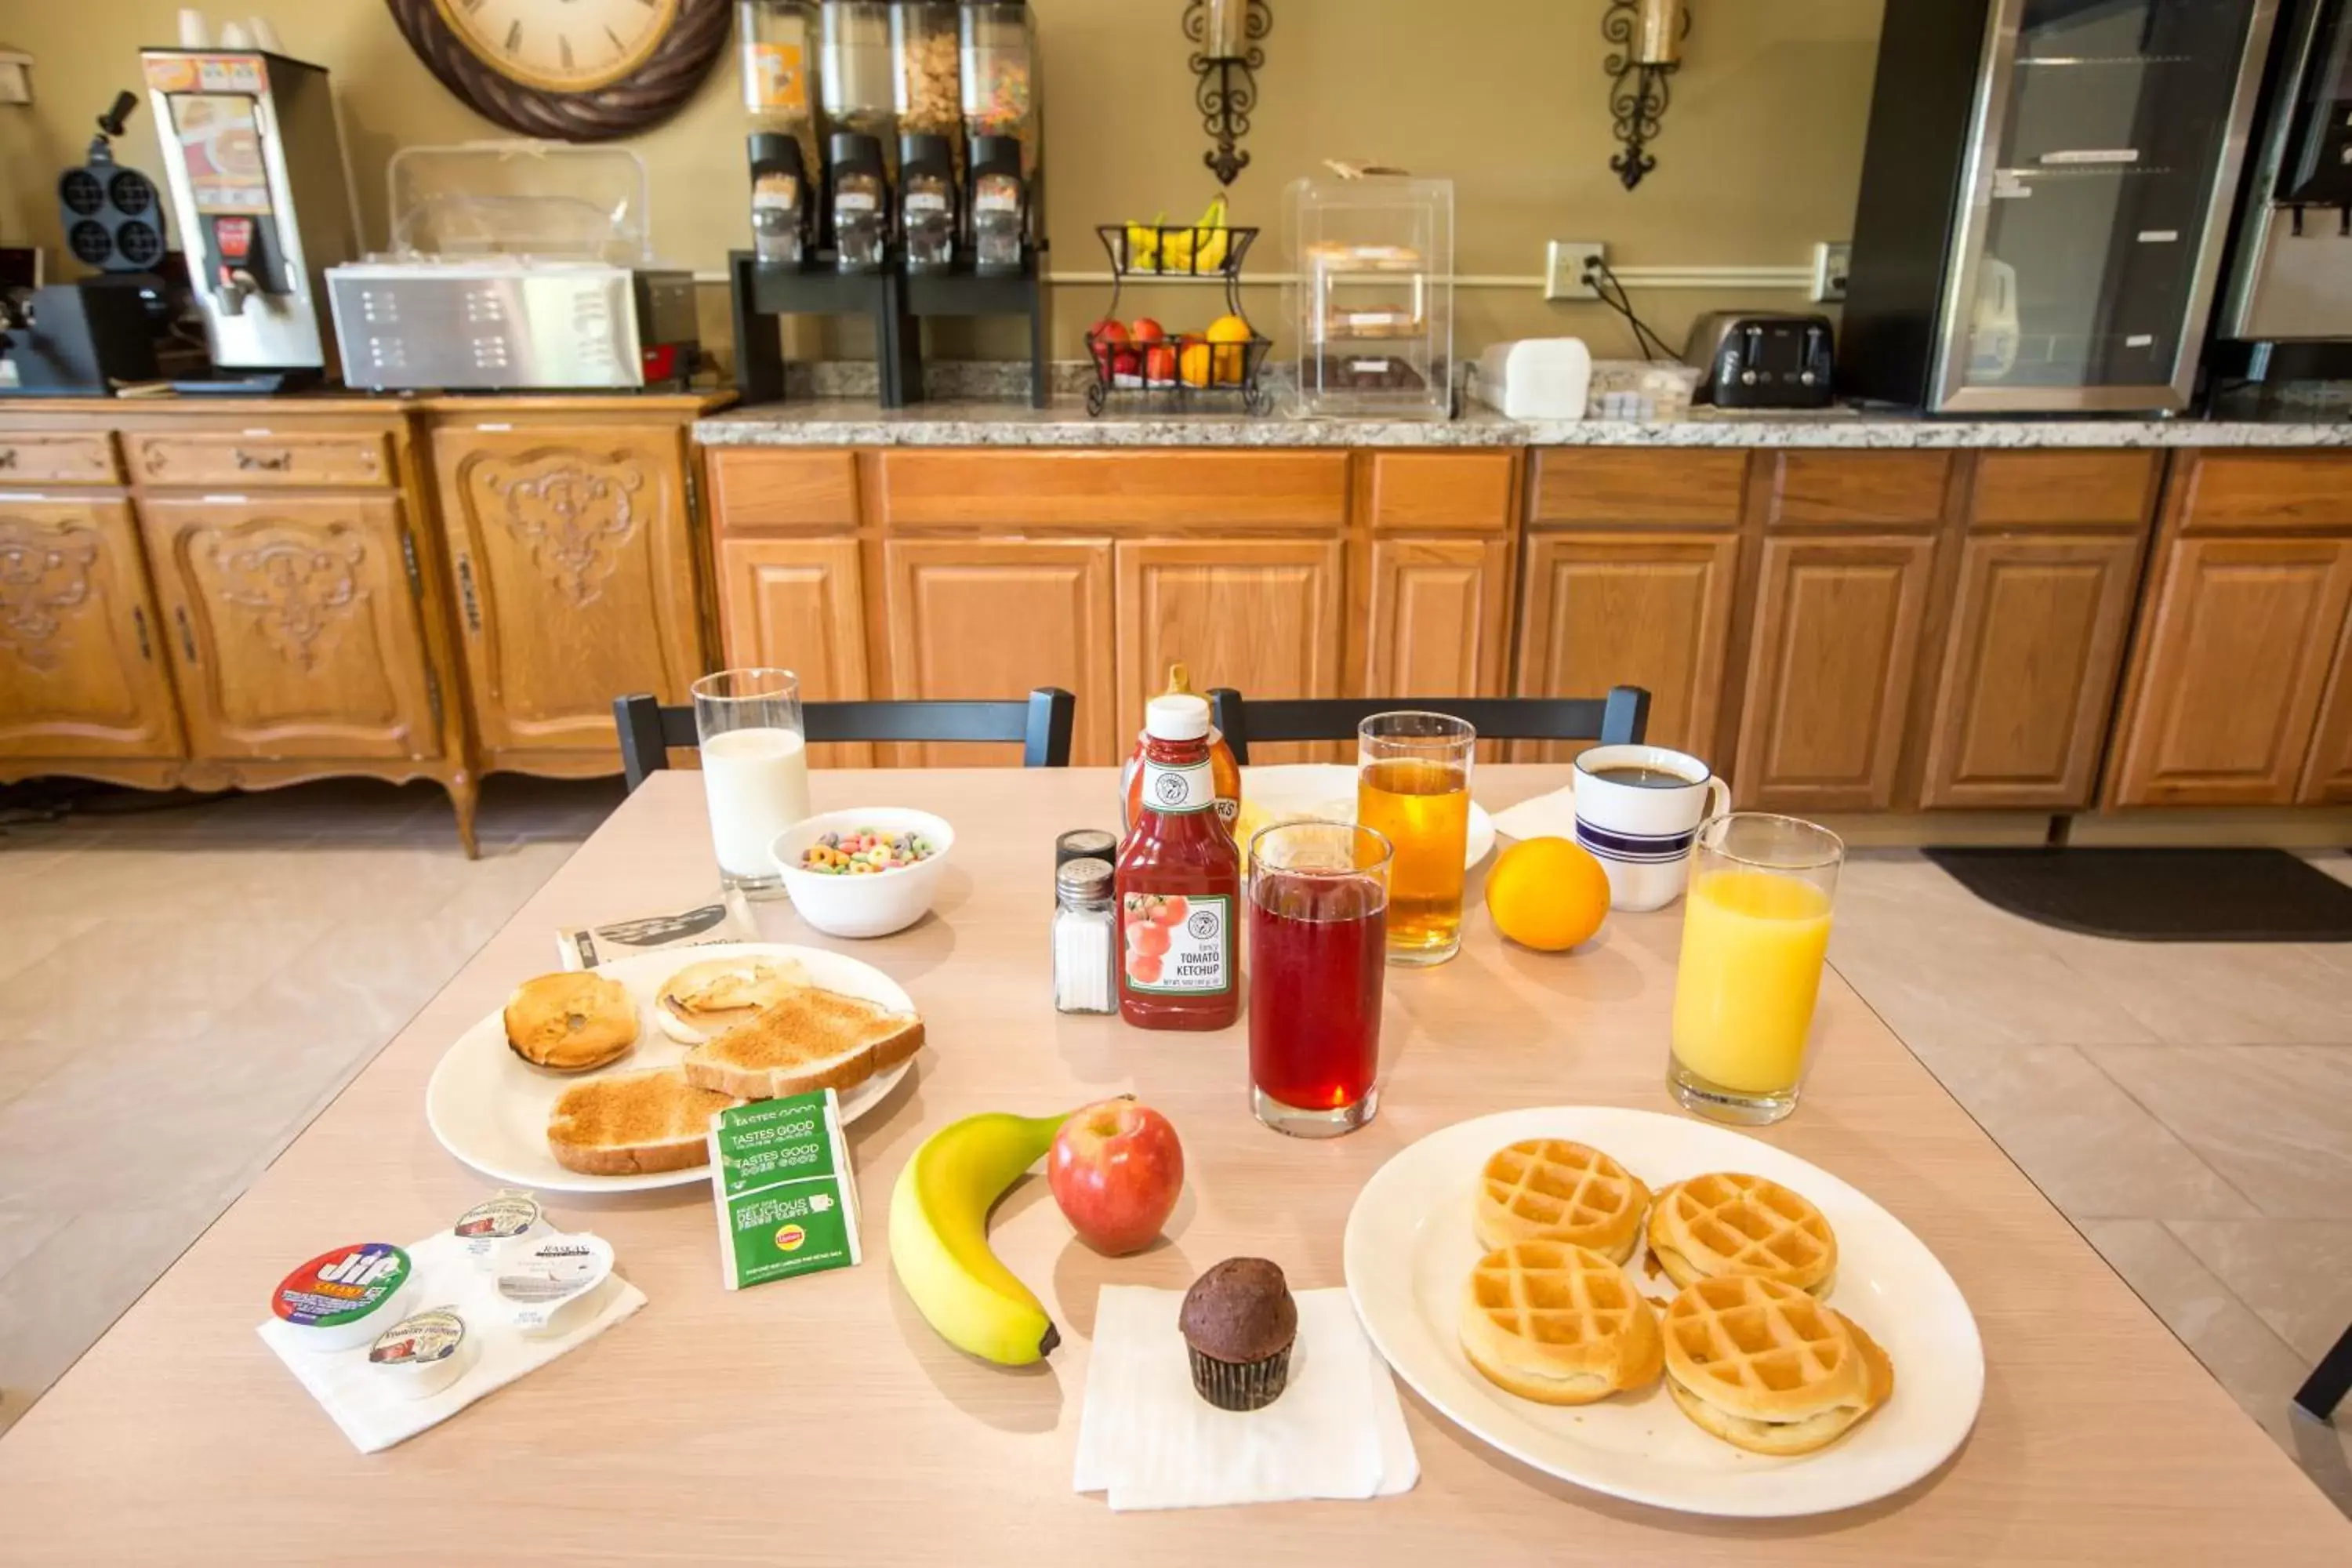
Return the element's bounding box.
[0,0,1884,365]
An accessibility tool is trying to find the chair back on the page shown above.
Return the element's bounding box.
[1204,688,1650,766]
[612,688,1076,790]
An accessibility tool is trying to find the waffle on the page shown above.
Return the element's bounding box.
[1458,1240,1663,1406]
[1647,1172,1838,1294]
[1473,1139,1651,1262]
[1660,1275,1893,1455]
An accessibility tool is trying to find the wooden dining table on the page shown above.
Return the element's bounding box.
[2,766,2344,1564]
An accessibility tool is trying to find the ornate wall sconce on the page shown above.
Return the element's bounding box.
[1187,0,1270,186]
[1604,0,1686,190]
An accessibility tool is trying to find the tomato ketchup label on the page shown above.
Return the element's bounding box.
[1142,757,1215,815]
[1122,892,1233,995]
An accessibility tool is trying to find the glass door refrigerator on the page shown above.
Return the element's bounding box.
[1842,0,2281,413]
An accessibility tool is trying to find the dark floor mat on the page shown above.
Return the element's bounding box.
[1922,847,2352,942]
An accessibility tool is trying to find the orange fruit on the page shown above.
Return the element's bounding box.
[1484,837,1610,952]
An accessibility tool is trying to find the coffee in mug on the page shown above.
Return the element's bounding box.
[1571,745,1730,912]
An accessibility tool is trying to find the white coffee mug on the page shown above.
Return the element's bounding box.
[1572,744,1730,912]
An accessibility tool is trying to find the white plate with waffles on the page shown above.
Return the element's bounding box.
[1342,1105,1983,1517]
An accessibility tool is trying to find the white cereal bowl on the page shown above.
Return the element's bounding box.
[771,808,955,938]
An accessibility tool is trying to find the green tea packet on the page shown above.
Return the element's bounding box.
[707,1089,862,1290]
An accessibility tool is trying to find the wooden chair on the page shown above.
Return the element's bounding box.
[1205,687,1652,765]
[612,688,1077,790]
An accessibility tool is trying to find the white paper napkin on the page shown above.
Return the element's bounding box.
[1074,1285,1419,1511]
[1488,781,1578,844]
[258,1230,646,1454]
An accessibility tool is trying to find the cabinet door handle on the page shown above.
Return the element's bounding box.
[173,604,198,662]
[455,554,482,633]
[0,448,16,470]
[233,447,292,472]
[131,605,151,662]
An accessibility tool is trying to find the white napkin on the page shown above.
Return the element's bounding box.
[1074,1285,1418,1511]
[1488,781,1578,844]
[258,1230,646,1454]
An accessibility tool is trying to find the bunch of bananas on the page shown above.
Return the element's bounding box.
[889,1107,1074,1366]
[1124,193,1231,276]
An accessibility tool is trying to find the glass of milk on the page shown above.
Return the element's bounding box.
[692,668,812,898]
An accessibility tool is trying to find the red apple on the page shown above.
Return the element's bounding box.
[1087,318,1130,374]
[1130,318,1167,344]
[1048,1096,1185,1257]
[1112,347,1141,379]
[1144,343,1178,385]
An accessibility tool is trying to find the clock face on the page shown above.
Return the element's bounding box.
[433,0,683,93]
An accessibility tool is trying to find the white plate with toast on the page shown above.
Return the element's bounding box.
[1343,1105,1983,1517]
[1235,763,1496,869]
[424,942,917,1193]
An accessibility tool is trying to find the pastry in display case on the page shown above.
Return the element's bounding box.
[1286,172,1454,419]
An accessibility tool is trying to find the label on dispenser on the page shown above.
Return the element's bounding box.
[744,42,809,114]
[837,192,877,212]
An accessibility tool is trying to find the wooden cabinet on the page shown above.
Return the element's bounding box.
[0,497,181,760]
[715,535,873,768]
[2301,615,2352,803]
[137,495,441,762]
[1514,532,1737,760]
[881,537,1117,766]
[2109,536,2352,806]
[1116,538,1345,762]
[1367,536,1510,700]
[430,423,705,768]
[1920,535,2143,809]
[1734,535,1936,812]
[0,433,120,487]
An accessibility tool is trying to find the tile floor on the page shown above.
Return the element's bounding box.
[0,775,620,1436]
[0,783,2345,1515]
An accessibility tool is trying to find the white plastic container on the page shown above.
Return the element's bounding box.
[498,1232,618,1338]
[270,1243,421,1353]
[1475,339,1592,419]
[368,1307,475,1400]
[452,1189,549,1274]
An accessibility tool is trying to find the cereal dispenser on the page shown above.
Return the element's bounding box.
[960,0,1040,249]
[739,0,822,267]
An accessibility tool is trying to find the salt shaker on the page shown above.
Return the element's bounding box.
[1052,856,1116,1014]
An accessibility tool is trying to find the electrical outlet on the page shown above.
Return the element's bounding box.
[1544,241,1606,301]
[1811,241,1851,303]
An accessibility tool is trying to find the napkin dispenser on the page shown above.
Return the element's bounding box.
[1473,337,1592,419]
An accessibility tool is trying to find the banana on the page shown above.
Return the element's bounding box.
[889,1108,1075,1367]
[1192,194,1231,274]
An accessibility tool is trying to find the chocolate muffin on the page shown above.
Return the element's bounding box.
[1178,1258,1298,1410]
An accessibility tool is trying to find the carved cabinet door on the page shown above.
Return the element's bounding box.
[0,497,183,760]
[430,425,702,761]
[136,495,442,761]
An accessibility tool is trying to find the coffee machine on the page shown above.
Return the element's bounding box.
[0,92,174,395]
[140,46,359,389]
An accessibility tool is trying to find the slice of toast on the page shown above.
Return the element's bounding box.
[681,985,924,1101]
[546,1067,740,1176]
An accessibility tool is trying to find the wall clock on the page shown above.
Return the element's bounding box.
[387,0,733,143]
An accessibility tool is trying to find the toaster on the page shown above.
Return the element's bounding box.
[1682,311,1835,408]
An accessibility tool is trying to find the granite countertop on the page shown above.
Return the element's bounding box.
[696,397,2352,450]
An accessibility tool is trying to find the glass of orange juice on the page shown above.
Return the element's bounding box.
[1668,813,1843,1125]
[1356,712,1475,966]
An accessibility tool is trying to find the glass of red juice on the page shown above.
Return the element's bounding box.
[1247,820,1392,1138]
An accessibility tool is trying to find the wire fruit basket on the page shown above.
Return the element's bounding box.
[1085,222,1272,416]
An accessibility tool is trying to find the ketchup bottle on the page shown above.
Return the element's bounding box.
[1115,693,1242,1031]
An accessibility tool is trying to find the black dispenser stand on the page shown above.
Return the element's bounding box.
[730,252,923,408]
[730,249,1051,411]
